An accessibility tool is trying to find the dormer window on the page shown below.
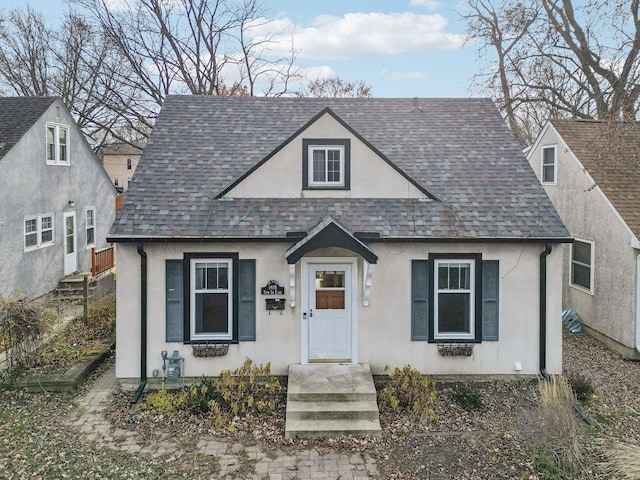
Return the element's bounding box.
[302,139,350,190]
[46,123,69,165]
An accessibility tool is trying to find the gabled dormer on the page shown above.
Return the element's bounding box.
[221,108,434,200]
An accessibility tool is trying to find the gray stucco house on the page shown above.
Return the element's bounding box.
[528,119,640,359]
[0,97,117,299]
[111,96,570,386]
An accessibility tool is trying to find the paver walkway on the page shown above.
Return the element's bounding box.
[69,366,379,479]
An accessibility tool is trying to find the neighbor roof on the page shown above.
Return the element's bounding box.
[98,142,145,156]
[111,96,569,242]
[552,119,640,239]
[0,97,56,160]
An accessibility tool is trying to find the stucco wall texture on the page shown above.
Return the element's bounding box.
[115,241,563,379]
[0,100,116,299]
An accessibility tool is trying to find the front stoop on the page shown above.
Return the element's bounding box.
[285,363,382,439]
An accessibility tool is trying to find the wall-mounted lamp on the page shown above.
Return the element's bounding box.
[68,200,75,208]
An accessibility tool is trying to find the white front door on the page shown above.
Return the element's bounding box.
[63,211,77,275]
[304,261,355,362]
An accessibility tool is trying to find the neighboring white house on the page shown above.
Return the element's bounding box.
[98,142,144,193]
[110,96,570,385]
[0,97,117,299]
[527,119,640,359]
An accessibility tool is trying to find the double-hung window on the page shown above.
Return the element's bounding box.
[46,123,69,165]
[571,239,594,293]
[302,139,350,190]
[166,254,256,343]
[24,214,54,250]
[191,258,233,340]
[434,260,475,340]
[541,145,556,184]
[126,158,132,170]
[86,207,96,248]
[411,254,497,343]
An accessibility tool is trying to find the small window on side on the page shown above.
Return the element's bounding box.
[571,239,593,293]
[542,146,556,184]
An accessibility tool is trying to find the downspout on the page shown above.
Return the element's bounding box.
[636,254,640,353]
[131,242,147,403]
[539,243,552,378]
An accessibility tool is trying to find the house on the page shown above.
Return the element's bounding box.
[527,119,640,359]
[99,142,144,192]
[0,97,117,300]
[110,96,570,385]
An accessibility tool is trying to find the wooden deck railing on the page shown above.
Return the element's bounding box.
[92,245,115,277]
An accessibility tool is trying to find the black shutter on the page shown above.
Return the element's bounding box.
[411,260,429,341]
[238,259,256,341]
[165,260,184,342]
[482,260,499,341]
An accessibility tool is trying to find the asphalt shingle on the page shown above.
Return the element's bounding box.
[0,97,56,160]
[111,96,569,241]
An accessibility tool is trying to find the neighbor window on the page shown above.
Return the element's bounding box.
[571,239,593,292]
[302,139,350,190]
[46,124,69,165]
[542,145,556,184]
[24,214,54,250]
[127,158,132,170]
[113,178,119,187]
[434,260,475,340]
[190,258,233,340]
[86,207,95,248]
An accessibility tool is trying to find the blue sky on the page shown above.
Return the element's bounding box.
[0,0,479,97]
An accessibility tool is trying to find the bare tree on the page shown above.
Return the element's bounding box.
[0,6,143,147]
[296,77,372,98]
[463,0,640,146]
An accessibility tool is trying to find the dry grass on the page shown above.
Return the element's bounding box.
[601,441,640,480]
[539,375,587,476]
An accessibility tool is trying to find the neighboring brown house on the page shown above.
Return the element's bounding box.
[528,119,640,358]
[99,142,144,192]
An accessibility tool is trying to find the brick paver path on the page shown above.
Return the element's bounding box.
[69,366,379,479]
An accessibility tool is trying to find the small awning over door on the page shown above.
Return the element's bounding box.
[285,215,378,265]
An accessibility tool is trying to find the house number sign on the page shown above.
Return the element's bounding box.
[261,280,285,295]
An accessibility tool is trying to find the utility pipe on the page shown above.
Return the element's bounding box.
[636,254,640,354]
[131,242,148,403]
[539,243,552,378]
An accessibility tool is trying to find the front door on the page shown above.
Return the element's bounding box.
[63,211,77,275]
[306,262,354,362]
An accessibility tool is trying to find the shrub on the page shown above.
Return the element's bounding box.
[454,385,484,410]
[567,371,595,402]
[378,365,438,418]
[183,377,223,415]
[538,375,585,476]
[0,296,53,376]
[141,389,185,414]
[215,358,283,415]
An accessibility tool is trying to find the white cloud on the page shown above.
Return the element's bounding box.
[250,12,465,61]
[409,0,441,10]
[381,69,431,81]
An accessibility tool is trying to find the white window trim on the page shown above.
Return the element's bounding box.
[308,145,345,187]
[570,238,594,295]
[86,207,96,249]
[541,145,557,185]
[434,259,476,340]
[24,213,55,251]
[190,258,233,341]
[45,123,70,165]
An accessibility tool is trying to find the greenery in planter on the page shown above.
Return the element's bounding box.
[378,365,438,418]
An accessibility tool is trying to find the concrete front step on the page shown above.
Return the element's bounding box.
[287,399,380,420]
[285,363,382,439]
[285,418,382,438]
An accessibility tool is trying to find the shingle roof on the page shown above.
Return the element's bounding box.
[552,119,640,239]
[111,96,569,241]
[98,142,145,156]
[0,97,57,160]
